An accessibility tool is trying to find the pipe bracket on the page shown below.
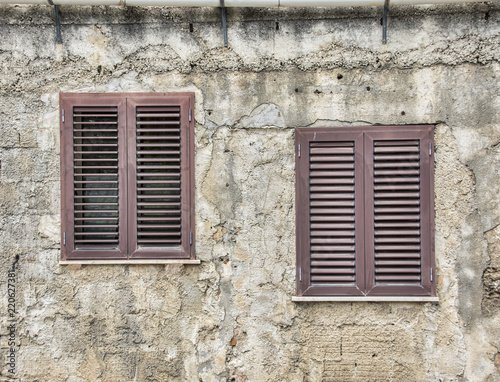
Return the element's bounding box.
[220,0,228,47]
[53,4,62,44]
[382,0,389,44]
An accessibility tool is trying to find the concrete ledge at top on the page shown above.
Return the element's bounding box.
[292,296,440,303]
[60,259,202,265]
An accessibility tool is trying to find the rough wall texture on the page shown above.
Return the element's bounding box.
[0,3,499,381]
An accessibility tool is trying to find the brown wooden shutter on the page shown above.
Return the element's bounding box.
[365,127,435,296]
[296,129,365,296]
[61,93,195,261]
[127,94,194,259]
[60,94,127,260]
[296,126,435,297]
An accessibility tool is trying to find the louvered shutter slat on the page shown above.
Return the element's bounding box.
[377,260,421,266]
[311,193,354,199]
[137,143,181,148]
[138,173,181,177]
[135,106,182,249]
[311,230,355,236]
[374,154,420,161]
[310,209,355,216]
[74,130,118,134]
[311,260,355,266]
[136,121,181,126]
[310,180,354,186]
[138,217,180,220]
[75,188,117,192]
[311,224,355,229]
[310,164,355,170]
[310,171,355,177]
[311,238,355,245]
[375,184,420,191]
[311,253,354,259]
[373,146,420,153]
[311,201,355,207]
[73,122,118,126]
[375,207,420,213]
[310,186,355,192]
[137,129,180,133]
[72,106,120,250]
[75,232,119,236]
[310,245,355,252]
[374,169,420,176]
[375,229,420,236]
[375,222,420,228]
[374,177,419,183]
[75,240,119,244]
[312,277,355,283]
[75,217,119,221]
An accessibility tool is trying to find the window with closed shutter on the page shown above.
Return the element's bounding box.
[60,93,195,261]
[296,125,435,297]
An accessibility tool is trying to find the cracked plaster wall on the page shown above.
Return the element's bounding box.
[0,3,499,381]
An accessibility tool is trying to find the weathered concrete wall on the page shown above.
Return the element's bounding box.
[0,3,499,381]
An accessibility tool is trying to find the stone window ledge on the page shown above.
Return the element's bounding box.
[60,260,201,265]
[292,296,439,303]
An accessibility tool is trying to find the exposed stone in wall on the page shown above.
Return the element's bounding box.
[484,223,500,316]
[0,3,499,381]
[483,267,500,315]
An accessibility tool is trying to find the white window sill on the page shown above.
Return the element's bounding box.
[292,296,439,303]
[60,259,201,265]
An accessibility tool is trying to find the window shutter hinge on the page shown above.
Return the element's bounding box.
[189,108,192,122]
[190,232,193,245]
[62,109,65,123]
[299,267,302,281]
[430,268,433,282]
[298,144,301,158]
[63,232,66,246]
[429,142,432,156]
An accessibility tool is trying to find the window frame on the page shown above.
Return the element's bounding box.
[295,125,435,298]
[60,92,195,261]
